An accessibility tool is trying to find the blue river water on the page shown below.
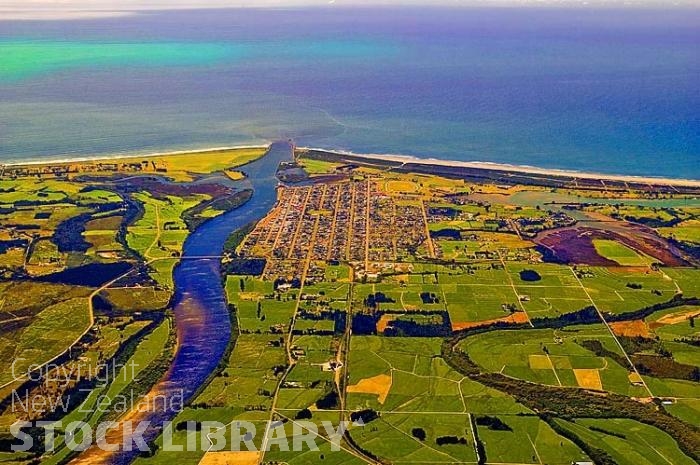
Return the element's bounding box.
[166,142,288,402]
[0,7,698,178]
[80,142,290,465]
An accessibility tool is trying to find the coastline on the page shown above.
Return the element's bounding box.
[3,143,699,189]
[301,147,700,189]
[0,144,270,167]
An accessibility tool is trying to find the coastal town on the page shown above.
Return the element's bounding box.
[2,2,699,464]
[1,145,700,465]
[239,176,432,280]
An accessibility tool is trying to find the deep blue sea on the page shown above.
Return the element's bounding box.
[0,7,698,178]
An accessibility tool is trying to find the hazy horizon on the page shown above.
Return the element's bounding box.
[2,0,700,21]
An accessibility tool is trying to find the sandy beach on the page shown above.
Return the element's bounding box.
[3,143,699,189]
[0,144,270,167]
[303,147,700,188]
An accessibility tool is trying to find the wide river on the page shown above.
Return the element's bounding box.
[167,141,290,410]
[73,142,291,464]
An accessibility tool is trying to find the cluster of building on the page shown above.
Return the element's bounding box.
[239,177,432,281]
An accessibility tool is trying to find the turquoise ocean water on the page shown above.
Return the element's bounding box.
[0,7,698,178]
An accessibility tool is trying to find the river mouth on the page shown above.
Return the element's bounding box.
[70,142,292,465]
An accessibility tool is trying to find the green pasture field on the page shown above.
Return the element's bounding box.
[139,322,290,465]
[647,305,700,365]
[125,191,205,286]
[604,304,700,399]
[476,414,589,465]
[426,202,484,215]
[66,147,267,183]
[99,286,172,312]
[133,408,269,465]
[292,334,337,362]
[250,294,297,331]
[505,189,700,209]
[0,247,24,271]
[589,204,679,224]
[324,263,351,282]
[659,219,700,244]
[226,275,297,332]
[398,284,446,311]
[503,262,592,318]
[351,262,617,323]
[126,191,205,263]
[346,336,528,415]
[197,205,223,219]
[42,319,171,465]
[265,438,368,465]
[506,262,581,287]
[593,239,654,266]
[195,333,285,416]
[69,317,150,374]
[664,398,700,425]
[516,285,591,318]
[260,409,375,464]
[341,335,599,464]
[0,316,148,430]
[434,235,535,260]
[226,275,275,296]
[302,281,351,302]
[443,284,517,323]
[457,325,651,397]
[139,147,266,181]
[362,282,446,312]
[283,335,336,400]
[644,376,700,398]
[276,387,330,411]
[0,283,91,386]
[428,219,485,231]
[579,267,679,314]
[385,178,421,193]
[292,318,335,333]
[0,179,80,204]
[26,238,64,272]
[512,205,549,219]
[0,203,90,236]
[350,283,376,306]
[554,417,697,465]
[148,258,179,289]
[85,229,124,256]
[348,412,478,464]
[109,318,171,393]
[663,267,700,298]
[263,420,368,465]
[74,188,122,204]
[434,264,510,285]
[477,231,536,251]
[298,157,344,175]
[436,240,474,261]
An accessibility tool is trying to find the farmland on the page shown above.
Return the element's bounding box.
[1,146,700,464]
[554,418,697,465]
[593,239,654,266]
[0,146,265,462]
[151,152,699,465]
